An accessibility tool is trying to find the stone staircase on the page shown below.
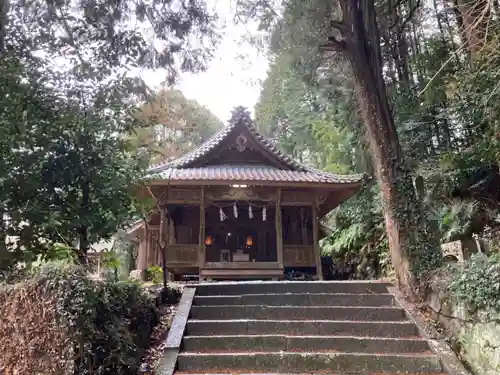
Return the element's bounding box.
[175,281,448,374]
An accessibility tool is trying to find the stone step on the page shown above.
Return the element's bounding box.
[190,305,406,321]
[192,281,390,296]
[193,293,395,307]
[186,319,419,337]
[176,352,443,373]
[182,335,430,354]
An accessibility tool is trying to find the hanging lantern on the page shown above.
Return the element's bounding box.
[204,235,214,246]
[262,206,267,221]
[249,204,253,219]
[246,235,253,246]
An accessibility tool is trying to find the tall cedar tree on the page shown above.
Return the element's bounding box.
[321,0,441,297]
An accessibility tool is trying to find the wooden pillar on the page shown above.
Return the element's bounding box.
[97,254,101,276]
[300,208,307,245]
[159,206,169,287]
[144,225,151,269]
[137,229,147,271]
[275,188,284,277]
[312,200,323,280]
[198,186,206,279]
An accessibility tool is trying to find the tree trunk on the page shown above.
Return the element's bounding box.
[0,209,8,271]
[78,181,90,265]
[0,0,8,55]
[451,0,490,58]
[326,0,441,297]
[78,225,89,265]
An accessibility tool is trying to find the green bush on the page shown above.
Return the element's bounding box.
[147,265,163,284]
[4,262,159,375]
[447,253,500,312]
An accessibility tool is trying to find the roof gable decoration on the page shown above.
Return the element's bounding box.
[234,133,249,152]
[149,106,304,172]
[147,106,366,185]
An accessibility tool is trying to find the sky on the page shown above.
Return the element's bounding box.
[142,0,270,123]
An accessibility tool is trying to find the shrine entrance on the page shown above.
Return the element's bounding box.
[201,201,281,280]
[204,202,277,263]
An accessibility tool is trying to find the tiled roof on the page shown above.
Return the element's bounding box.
[147,106,365,186]
[153,166,364,184]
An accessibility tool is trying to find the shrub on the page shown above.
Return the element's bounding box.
[147,265,164,284]
[447,253,500,312]
[0,261,159,375]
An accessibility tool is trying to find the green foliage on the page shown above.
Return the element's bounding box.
[4,0,218,85]
[36,262,159,374]
[134,88,223,164]
[436,201,479,242]
[147,265,164,284]
[254,0,365,172]
[250,0,500,282]
[321,185,390,279]
[0,57,143,267]
[448,254,500,313]
[0,0,221,270]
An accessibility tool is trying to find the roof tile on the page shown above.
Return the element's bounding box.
[153,166,363,184]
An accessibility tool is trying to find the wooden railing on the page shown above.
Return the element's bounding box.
[283,245,315,267]
[204,262,280,269]
[166,244,198,266]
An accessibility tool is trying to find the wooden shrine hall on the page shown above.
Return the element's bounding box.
[134,107,365,281]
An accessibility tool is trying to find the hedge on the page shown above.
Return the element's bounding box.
[0,261,158,375]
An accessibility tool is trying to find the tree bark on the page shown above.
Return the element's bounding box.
[0,0,8,56]
[325,0,441,297]
[0,210,8,271]
[78,181,90,265]
[451,0,490,58]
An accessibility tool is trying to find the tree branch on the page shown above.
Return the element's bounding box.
[319,36,346,52]
[330,19,347,32]
[54,3,85,65]
[387,0,421,33]
[396,0,422,36]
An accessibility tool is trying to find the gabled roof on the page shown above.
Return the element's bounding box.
[147,106,365,187]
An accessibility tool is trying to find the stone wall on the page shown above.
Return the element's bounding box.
[426,276,500,375]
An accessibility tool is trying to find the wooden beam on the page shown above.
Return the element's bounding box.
[275,188,284,277]
[159,205,170,288]
[137,229,147,271]
[205,186,277,202]
[144,224,151,269]
[198,186,206,276]
[312,200,323,280]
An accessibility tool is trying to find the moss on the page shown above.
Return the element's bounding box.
[391,166,443,285]
[428,272,500,375]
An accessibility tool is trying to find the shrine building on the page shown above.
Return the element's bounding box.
[133,107,365,281]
